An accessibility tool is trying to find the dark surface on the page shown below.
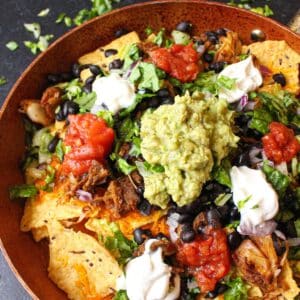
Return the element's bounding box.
[0,0,298,299]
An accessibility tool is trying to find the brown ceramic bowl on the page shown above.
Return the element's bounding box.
[0,1,299,299]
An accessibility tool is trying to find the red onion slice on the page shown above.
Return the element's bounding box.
[236,94,249,112]
[76,189,93,202]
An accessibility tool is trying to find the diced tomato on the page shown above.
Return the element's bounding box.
[176,227,230,293]
[61,113,114,176]
[149,43,200,82]
[262,122,300,164]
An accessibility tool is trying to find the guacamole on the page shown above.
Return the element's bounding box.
[140,92,239,208]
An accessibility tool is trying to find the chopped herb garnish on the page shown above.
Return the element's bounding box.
[24,34,54,55]
[116,158,137,175]
[114,290,129,300]
[37,8,50,17]
[64,16,73,27]
[56,13,66,24]
[237,195,252,210]
[0,76,7,86]
[6,41,19,51]
[97,110,114,127]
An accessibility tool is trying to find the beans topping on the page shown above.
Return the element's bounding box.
[137,198,152,216]
[227,231,243,251]
[208,61,225,73]
[180,224,196,243]
[89,65,102,76]
[272,73,286,86]
[104,49,118,57]
[85,75,96,85]
[215,28,227,37]
[109,59,124,70]
[176,21,192,33]
[47,135,60,153]
[203,52,214,63]
[133,228,152,245]
[114,28,129,38]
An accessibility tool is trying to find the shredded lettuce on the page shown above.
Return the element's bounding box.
[123,43,140,70]
[74,92,97,112]
[97,110,114,127]
[9,184,38,199]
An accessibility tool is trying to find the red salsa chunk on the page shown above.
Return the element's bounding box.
[149,43,200,82]
[262,122,300,164]
[62,113,114,176]
[176,227,230,293]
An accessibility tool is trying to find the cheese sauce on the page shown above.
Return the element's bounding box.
[91,73,136,114]
[218,55,262,103]
[230,166,279,234]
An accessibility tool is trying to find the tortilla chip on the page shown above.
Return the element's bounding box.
[20,190,86,234]
[242,40,300,94]
[78,31,140,75]
[48,221,122,300]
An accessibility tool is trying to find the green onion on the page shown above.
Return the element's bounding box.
[56,13,66,24]
[24,23,41,39]
[0,76,7,86]
[6,41,19,51]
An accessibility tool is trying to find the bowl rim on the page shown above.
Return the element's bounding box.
[0,0,299,298]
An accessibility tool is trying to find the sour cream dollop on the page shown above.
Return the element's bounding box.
[218,55,262,103]
[91,73,135,114]
[230,166,279,235]
[120,239,180,300]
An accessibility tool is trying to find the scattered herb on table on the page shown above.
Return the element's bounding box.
[0,76,7,86]
[6,41,19,51]
[37,8,50,17]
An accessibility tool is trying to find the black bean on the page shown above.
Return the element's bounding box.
[47,74,61,84]
[230,206,240,221]
[180,226,195,243]
[47,136,60,153]
[157,88,170,98]
[104,49,118,57]
[61,72,73,81]
[206,283,228,298]
[62,101,71,118]
[227,231,243,251]
[114,28,129,38]
[85,75,96,85]
[83,83,92,94]
[216,28,227,37]
[156,232,168,240]
[89,65,102,76]
[55,108,65,121]
[203,52,214,63]
[67,101,80,115]
[207,34,218,44]
[177,213,193,224]
[109,59,124,70]
[147,97,161,108]
[136,186,144,196]
[133,228,151,245]
[206,209,221,228]
[272,234,286,256]
[161,96,174,105]
[137,198,152,216]
[234,151,251,167]
[273,73,286,86]
[72,63,81,77]
[176,21,192,33]
[208,61,225,73]
[217,204,230,223]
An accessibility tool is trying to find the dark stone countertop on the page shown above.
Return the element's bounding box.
[0,0,299,299]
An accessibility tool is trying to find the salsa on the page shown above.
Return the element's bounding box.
[61,113,114,175]
[176,227,230,292]
[149,43,200,82]
[262,122,300,164]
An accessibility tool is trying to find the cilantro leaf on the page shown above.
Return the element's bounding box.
[237,195,252,210]
[37,8,50,17]
[97,110,114,127]
[24,23,41,39]
[9,184,38,199]
[135,161,165,177]
[262,161,291,196]
[129,137,141,157]
[116,158,137,175]
[154,28,165,46]
[224,277,247,300]
[73,91,97,112]
[0,76,7,86]
[247,108,273,134]
[118,118,139,142]
[123,43,140,70]
[212,159,232,188]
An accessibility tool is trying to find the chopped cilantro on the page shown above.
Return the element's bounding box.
[212,159,232,188]
[24,34,54,55]
[9,184,38,199]
[24,23,41,39]
[0,76,7,86]
[55,140,65,162]
[145,26,153,36]
[73,92,97,112]
[97,110,114,127]
[56,13,66,24]
[114,290,129,300]
[129,136,141,157]
[6,41,19,51]
[154,28,165,46]
[237,195,252,210]
[116,157,137,175]
[64,16,73,27]
[224,277,247,300]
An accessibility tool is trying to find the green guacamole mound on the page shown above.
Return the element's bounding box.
[140,92,239,208]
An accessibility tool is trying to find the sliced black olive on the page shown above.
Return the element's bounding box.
[208,61,225,73]
[114,28,129,38]
[203,52,214,63]
[227,231,243,251]
[47,136,60,153]
[104,49,118,57]
[137,198,152,216]
[215,28,227,37]
[109,59,124,70]
[272,73,286,86]
[176,21,192,33]
[89,65,102,76]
